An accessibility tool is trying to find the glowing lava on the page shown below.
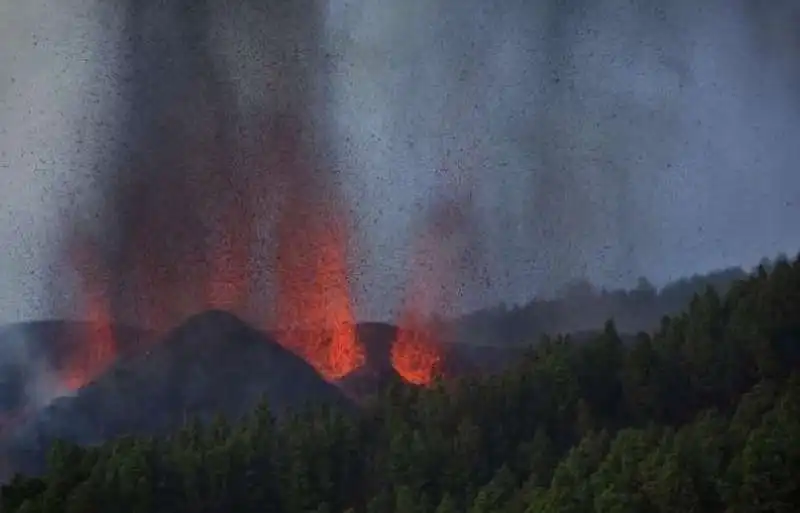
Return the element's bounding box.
[391,313,443,386]
[273,203,365,380]
[59,115,368,384]
[391,232,449,386]
[271,124,365,380]
[63,241,118,391]
[391,161,475,386]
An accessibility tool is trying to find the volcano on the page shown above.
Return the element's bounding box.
[1,310,351,477]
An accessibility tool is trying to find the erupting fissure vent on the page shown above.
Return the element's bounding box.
[271,151,366,381]
[60,142,471,388]
[391,313,444,386]
[391,232,451,386]
[63,241,118,391]
[390,162,475,386]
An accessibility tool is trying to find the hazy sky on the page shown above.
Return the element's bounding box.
[325,0,800,317]
[0,0,122,323]
[1,0,799,324]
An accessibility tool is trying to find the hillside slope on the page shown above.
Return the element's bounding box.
[1,310,352,476]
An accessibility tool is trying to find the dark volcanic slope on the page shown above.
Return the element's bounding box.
[338,323,402,400]
[355,322,398,373]
[2,310,351,476]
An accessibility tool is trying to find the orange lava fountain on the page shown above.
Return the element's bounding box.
[391,311,444,386]
[62,241,118,391]
[391,157,477,386]
[62,119,367,385]
[270,126,365,380]
[273,204,365,380]
[391,231,449,386]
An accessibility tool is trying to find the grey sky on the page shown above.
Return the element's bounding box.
[1,0,799,325]
[1,0,126,324]
[326,0,800,318]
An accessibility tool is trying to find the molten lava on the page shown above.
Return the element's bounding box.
[391,163,475,386]
[273,204,365,380]
[391,313,443,386]
[60,116,368,384]
[391,233,449,386]
[270,124,365,380]
[63,241,119,391]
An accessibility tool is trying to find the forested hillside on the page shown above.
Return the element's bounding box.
[3,256,800,513]
[452,265,750,344]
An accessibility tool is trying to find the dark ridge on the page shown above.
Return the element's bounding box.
[1,310,351,477]
[336,365,405,403]
[355,322,398,373]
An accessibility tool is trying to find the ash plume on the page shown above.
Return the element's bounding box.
[1,0,799,329]
[51,0,346,332]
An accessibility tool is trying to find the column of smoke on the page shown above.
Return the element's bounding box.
[31,0,800,341]
[52,0,349,335]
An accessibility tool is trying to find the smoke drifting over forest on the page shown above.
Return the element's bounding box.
[1,0,799,327]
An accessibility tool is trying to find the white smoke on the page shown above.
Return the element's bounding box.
[0,326,67,417]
